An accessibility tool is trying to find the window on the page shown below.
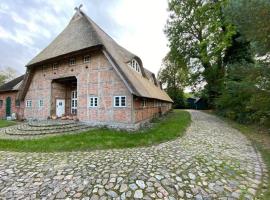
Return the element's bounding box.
[52,63,58,70]
[141,99,147,108]
[71,90,77,114]
[15,100,20,107]
[114,96,126,107]
[69,58,76,65]
[0,100,3,107]
[38,100,44,107]
[129,59,141,73]
[89,97,98,107]
[26,100,32,108]
[84,55,90,63]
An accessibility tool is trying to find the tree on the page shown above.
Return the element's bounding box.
[0,67,19,85]
[216,0,270,127]
[225,0,270,56]
[158,53,187,108]
[165,0,235,106]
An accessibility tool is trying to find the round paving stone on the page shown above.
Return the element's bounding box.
[0,111,266,199]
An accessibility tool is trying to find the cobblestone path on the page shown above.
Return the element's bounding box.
[0,110,268,199]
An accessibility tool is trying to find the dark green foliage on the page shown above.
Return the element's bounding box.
[216,34,270,126]
[0,110,191,152]
[165,0,235,106]
[215,0,270,127]
[225,0,270,55]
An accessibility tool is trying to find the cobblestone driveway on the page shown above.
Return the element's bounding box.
[0,111,268,199]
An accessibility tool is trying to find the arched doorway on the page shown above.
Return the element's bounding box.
[6,97,11,117]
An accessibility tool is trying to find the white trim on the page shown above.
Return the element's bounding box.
[114,96,126,107]
[26,100,32,108]
[84,55,90,63]
[69,57,76,65]
[52,63,58,70]
[89,96,98,107]
[129,59,141,73]
[102,50,134,94]
[71,90,77,114]
[141,99,147,108]
[38,99,44,107]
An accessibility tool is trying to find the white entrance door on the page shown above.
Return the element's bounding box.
[56,99,65,117]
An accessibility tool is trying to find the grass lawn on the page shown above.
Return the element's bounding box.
[210,111,270,200]
[0,110,191,152]
[0,120,16,128]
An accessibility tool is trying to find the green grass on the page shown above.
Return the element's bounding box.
[0,110,191,152]
[0,120,16,128]
[212,112,270,200]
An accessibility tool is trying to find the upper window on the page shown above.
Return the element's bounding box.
[84,55,90,63]
[52,63,58,70]
[114,96,126,107]
[38,99,44,107]
[129,59,141,73]
[89,97,98,107]
[0,100,3,107]
[26,100,32,108]
[70,58,76,66]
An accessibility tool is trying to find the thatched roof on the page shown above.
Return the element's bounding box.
[24,9,172,102]
[0,75,24,93]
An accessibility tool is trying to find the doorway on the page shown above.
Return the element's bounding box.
[5,97,11,117]
[56,99,65,117]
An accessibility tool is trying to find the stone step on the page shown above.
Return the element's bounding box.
[5,125,92,136]
[17,123,85,131]
[28,120,77,127]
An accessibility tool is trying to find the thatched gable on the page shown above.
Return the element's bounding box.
[19,9,172,102]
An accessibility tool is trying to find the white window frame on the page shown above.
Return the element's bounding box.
[52,63,58,70]
[89,96,98,108]
[38,99,44,107]
[69,58,76,66]
[129,59,141,73]
[26,100,32,108]
[114,96,126,107]
[71,90,77,114]
[84,55,90,63]
[141,99,147,108]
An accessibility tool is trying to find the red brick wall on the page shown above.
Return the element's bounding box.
[133,97,172,123]
[22,49,172,128]
[24,50,132,126]
[0,91,23,119]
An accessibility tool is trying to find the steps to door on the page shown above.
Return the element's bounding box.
[4,120,92,136]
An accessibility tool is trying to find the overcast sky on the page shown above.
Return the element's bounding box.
[0,0,169,75]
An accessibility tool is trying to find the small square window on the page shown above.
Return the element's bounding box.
[114,96,126,107]
[52,63,58,70]
[89,97,98,107]
[70,58,76,66]
[26,100,32,108]
[39,100,44,107]
[0,100,3,107]
[84,55,90,63]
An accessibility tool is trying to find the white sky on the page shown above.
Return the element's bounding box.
[0,0,169,76]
